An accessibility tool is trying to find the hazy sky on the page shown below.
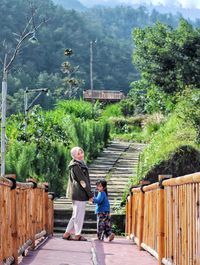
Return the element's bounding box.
[119,0,200,8]
[126,0,200,8]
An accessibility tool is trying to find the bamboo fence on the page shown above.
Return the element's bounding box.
[0,175,54,265]
[126,172,200,265]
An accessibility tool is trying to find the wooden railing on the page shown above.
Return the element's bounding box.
[0,175,54,265]
[126,172,200,265]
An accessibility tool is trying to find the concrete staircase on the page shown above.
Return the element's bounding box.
[54,141,145,234]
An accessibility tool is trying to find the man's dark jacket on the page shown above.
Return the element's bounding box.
[68,159,93,201]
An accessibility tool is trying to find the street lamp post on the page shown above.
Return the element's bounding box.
[24,87,48,130]
[1,69,8,176]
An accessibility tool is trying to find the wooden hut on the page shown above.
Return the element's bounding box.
[83,90,125,102]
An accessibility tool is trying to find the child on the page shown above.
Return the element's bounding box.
[93,179,115,241]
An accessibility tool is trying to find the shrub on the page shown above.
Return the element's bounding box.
[175,89,200,144]
[101,103,122,119]
[109,115,144,134]
[144,145,200,183]
[56,99,95,120]
[128,81,176,115]
[73,118,110,161]
[136,90,200,183]
[145,87,175,114]
[141,113,166,141]
[5,101,111,196]
[6,141,37,182]
[120,98,135,116]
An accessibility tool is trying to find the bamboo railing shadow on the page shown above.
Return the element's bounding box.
[0,175,54,265]
[126,173,200,265]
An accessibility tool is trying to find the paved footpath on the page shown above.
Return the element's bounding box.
[20,236,157,265]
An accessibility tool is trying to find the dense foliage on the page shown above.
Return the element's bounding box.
[53,0,86,11]
[0,0,186,115]
[5,100,110,196]
[126,19,200,116]
[117,18,200,188]
[133,19,200,93]
[1,0,200,198]
[136,90,200,183]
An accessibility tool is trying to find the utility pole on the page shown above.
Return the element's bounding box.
[90,41,94,105]
[90,40,97,108]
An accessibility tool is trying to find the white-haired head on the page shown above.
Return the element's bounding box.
[70,146,84,159]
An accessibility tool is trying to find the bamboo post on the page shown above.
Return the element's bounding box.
[138,188,144,250]
[26,178,37,249]
[158,175,172,265]
[138,180,150,250]
[44,183,49,234]
[48,192,55,236]
[129,192,133,237]
[6,175,18,265]
[126,194,132,238]
[125,196,128,236]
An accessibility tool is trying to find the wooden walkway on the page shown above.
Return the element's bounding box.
[3,141,200,265]
[18,141,156,264]
[20,236,157,265]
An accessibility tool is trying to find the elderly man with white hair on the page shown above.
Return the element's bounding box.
[63,147,93,241]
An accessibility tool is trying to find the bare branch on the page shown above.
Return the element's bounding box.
[21,10,36,37]
[35,17,50,31]
[12,32,21,37]
[5,31,32,72]
[30,2,37,30]
[4,17,49,72]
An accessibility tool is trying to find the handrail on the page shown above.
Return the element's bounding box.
[131,182,159,193]
[0,175,54,265]
[126,172,200,265]
[131,187,141,193]
[163,172,200,186]
[0,175,46,189]
[142,182,159,192]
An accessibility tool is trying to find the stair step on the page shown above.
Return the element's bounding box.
[54,226,97,234]
[55,219,97,228]
[54,209,95,218]
[90,180,131,184]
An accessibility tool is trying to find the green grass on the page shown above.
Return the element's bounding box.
[101,103,122,119]
[137,112,199,182]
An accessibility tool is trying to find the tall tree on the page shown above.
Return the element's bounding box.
[132,18,200,94]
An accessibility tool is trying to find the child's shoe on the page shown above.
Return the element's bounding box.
[108,233,115,242]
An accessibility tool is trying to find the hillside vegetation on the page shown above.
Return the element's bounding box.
[106,18,200,184]
[137,90,200,183]
[0,0,188,115]
[6,100,110,196]
[1,0,200,196]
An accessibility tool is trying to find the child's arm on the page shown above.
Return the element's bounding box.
[93,192,105,204]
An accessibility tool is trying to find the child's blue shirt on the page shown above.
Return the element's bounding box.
[93,191,110,214]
